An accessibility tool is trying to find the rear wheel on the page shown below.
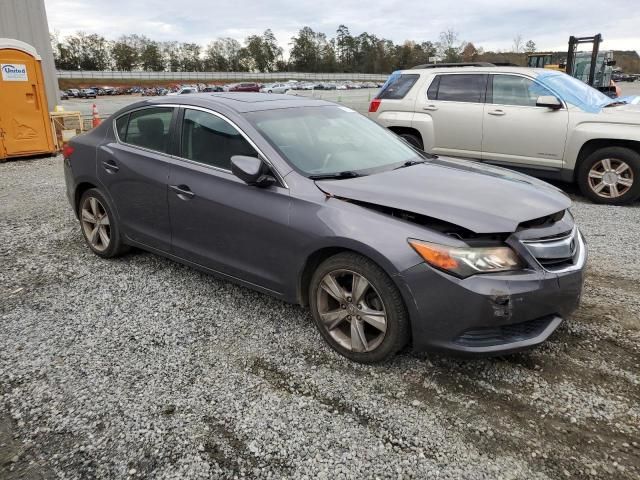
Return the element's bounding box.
[398,132,423,150]
[309,252,410,363]
[78,188,128,258]
[577,147,640,204]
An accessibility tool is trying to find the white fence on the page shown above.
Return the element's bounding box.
[56,70,390,82]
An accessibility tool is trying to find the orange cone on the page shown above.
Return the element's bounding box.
[92,104,101,128]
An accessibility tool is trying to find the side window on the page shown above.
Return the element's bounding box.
[490,75,554,107]
[181,109,257,170]
[122,107,173,153]
[377,73,420,99]
[115,113,129,140]
[430,74,487,103]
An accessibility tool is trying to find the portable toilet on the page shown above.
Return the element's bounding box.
[0,38,56,160]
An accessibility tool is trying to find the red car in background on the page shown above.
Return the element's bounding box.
[227,82,260,92]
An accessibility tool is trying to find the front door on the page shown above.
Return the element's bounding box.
[414,73,487,159]
[168,108,292,294]
[0,50,52,157]
[482,74,569,169]
[97,106,175,251]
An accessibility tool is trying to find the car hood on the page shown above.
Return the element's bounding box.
[314,157,571,234]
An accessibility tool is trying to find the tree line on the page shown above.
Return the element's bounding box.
[51,26,539,73]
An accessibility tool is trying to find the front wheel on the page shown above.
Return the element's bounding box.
[577,147,640,205]
[309,252,410,363]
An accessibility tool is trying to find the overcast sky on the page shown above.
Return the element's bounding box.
[45,0,639,56]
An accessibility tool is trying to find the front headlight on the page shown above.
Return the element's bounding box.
[408,239,523,278]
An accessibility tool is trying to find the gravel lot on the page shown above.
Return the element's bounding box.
[1,156,639,479]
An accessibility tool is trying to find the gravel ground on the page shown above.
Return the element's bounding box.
[1,156,638,480]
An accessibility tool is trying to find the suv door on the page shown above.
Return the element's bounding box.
[168,107,292,294]
[414,73,488,159]
[98,106,176,251]
[482,74,569,169]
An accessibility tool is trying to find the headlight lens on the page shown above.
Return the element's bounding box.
[408,239,523,278]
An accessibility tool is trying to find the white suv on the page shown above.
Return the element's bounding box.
[369,65,640,205]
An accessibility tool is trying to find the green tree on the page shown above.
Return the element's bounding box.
[139,39,164,71]
[112,35,139,70]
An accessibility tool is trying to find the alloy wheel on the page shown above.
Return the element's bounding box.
[80,196,111,252]
[588,158,634,199]
[316,269,387,352]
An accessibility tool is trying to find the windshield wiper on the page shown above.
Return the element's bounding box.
[393,159,429,170]
[309,171,362,180]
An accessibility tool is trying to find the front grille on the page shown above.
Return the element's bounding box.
[521,227,580,272]
[454,316,553,347]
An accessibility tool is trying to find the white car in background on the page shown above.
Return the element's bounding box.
[260,83,291,94]
[167,86,198,96]
[369,65,640,205]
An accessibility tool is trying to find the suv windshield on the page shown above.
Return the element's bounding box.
[248,106,423,176]
[536,71,613,112]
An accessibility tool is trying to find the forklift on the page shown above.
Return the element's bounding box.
[527,34,618,97]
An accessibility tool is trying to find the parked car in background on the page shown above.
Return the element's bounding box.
[79,88,97,99]
[228,82,260,92]
[167,87,198,96]
[260,83,291,94]
[202,85,224,92]
[60,91,69,100]
[63,93,585,363]
[66,88,80,98]
[369,65,640,205]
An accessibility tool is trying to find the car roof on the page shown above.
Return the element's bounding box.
[144,92,332,113]
[400,66,548,76]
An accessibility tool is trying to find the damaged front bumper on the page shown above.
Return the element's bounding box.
[399,229,586,355]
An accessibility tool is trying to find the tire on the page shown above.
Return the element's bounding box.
[78,188,128,258]
[399,132,423,150]
[577,147,640,205]
[309,252,410,363]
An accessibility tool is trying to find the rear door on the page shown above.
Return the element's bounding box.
[413,73,487,159]
[482,74,569,169]
[97,106,176,251]
[167,107,292,294]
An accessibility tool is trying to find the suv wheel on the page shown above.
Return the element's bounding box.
[399,133,423,150]
[577,147,640,204]
[309,252,410,363]
[78,188,128,258]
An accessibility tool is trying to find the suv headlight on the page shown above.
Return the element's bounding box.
[408,239,523,278]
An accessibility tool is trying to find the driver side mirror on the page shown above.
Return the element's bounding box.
[536,95,563,110]
[231,155,276,188]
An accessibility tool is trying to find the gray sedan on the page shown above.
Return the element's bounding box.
[63,93,586,363]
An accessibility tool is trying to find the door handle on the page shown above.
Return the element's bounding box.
[170,184,195,200]
[102,160,119,173]
[423,105,438,111]
[488,109,506,116]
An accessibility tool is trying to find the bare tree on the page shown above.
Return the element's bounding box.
[525,40,536,54]
[512,34,523,53]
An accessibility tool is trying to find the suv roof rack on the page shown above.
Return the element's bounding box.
[411,62,496,69]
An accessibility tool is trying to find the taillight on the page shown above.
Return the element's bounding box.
[368,98,381,113]
[62,144,75,159]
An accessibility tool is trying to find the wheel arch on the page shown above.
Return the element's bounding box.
[296,243,410,308]
[575,139,640,181]
[74,181,98,214]
[388,126,424,148]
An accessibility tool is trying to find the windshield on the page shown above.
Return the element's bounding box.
[247,106,423,176]
[536,71,613,112]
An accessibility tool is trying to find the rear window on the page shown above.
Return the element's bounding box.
[376,73,419,99]
[428,74,487,103]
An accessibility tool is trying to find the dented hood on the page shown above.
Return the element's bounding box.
[315,157,571,234]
